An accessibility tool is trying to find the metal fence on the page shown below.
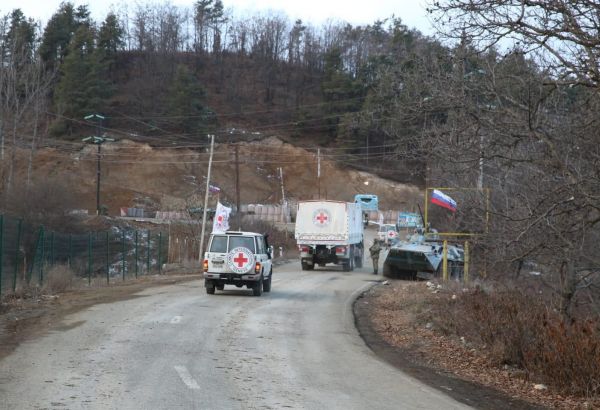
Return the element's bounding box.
[0,214,167,296]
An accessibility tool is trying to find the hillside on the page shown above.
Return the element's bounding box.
[13,136,421,216]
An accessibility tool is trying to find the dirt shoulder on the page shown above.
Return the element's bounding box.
[354,281,590,410]
[0,273,202,361]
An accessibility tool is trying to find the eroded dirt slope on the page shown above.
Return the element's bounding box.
[13,136,421,214]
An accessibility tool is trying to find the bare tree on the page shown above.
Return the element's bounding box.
[426,0,600,318]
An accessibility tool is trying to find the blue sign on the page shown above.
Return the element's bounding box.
[397,212,423,228]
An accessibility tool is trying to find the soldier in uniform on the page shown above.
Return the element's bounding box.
[369,239,382,275]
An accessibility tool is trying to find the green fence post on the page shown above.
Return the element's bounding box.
[106,231,110,285]
[0,215,4,296]
[28,226,43,284]
[88,232,92,285]
[50,231,55,267]
[39,226,45,284]
[135,230,139,278]
[146,230,150,274]
[122,230,126,281]
[68,234,73,268]
[158,232,162,274]
[13,218,22,293]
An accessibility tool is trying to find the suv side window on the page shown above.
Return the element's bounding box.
[210,236,228,253]
[229,236,256,252]
[256,236,265,254]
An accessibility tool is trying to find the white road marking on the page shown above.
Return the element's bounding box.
[174,365,200,390]
[170,316,182,324]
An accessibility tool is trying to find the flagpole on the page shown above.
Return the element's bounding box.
[199,134,214,262]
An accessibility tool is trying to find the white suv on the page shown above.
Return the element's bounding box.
[203,231,273,296]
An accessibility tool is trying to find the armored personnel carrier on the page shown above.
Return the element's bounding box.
[382,229,464,280]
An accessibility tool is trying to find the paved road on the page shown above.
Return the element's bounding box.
[0,260,471,409]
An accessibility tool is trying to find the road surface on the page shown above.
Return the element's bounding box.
[0,260,471,409]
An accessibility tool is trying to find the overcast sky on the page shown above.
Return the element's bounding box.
[0,0,435,35]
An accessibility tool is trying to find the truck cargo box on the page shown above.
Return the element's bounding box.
[295,200,363,245]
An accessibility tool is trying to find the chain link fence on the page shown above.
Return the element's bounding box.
[0,214,167,296]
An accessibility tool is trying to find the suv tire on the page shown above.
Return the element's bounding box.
[263,271,272,292]
[253,276,263,297]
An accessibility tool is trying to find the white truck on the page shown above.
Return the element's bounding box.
[295,200,364,271]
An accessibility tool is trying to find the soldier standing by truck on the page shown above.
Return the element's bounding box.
[369,239,382,275]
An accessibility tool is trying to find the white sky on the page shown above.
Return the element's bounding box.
[0,0,435,35]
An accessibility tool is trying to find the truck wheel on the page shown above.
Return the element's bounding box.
[263,272,272,292]
[343,261,351,272]
[301,262,313,271]
[253,277,263,296]
[216,284,224,291]
[355,255,363,268]
[206,286,215,295]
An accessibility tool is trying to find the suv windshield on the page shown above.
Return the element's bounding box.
[209,236,228,253]
[229,236,256,253]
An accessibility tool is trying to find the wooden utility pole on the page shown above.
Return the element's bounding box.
[199,134,214,261]
[279,167,285,204]
[82,114,113,215]
[317,148,321,199]
[235,144,241,230]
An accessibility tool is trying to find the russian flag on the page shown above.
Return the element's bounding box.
[431,189,457,212]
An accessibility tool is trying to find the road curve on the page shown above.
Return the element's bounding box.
[0,262,471,409]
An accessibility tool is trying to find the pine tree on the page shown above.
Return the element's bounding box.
[52,25,111,135]
[167,64,214,135]
[39,2,90,68]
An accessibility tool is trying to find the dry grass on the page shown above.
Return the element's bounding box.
[42,265,75,294]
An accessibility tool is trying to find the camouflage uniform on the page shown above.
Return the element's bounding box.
[369,241,382,274]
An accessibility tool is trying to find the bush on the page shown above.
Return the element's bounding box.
[43,265,74,294]
[430,287,600,396]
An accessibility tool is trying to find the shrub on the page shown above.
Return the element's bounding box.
[43,265,74,294]
[430,287,600,396]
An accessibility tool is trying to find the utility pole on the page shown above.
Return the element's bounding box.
[235,144,241,230]
[199,134,214,261]
[279,166,287,225]
[317,148,321,199]
[82,114,113,215]
[279,167,286,204]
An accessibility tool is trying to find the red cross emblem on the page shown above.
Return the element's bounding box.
[217,215,223,223]
[233,252,248,267]
[316,213,328,224]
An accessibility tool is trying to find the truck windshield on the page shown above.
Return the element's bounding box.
[229,236,256,253]
[209,236,228,253]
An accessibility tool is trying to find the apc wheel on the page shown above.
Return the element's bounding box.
[263,272,272,292]
[253,277,263,296]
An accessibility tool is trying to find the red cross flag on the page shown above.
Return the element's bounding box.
[227,247,255,274]
[212,202,232,233]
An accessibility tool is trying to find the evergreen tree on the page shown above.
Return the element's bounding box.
[321,47,364,138]
[39,2,90,68]
[97,12,124,76]
[5,9,37,63]
[167,64,214,135]
[52,25,111,135]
